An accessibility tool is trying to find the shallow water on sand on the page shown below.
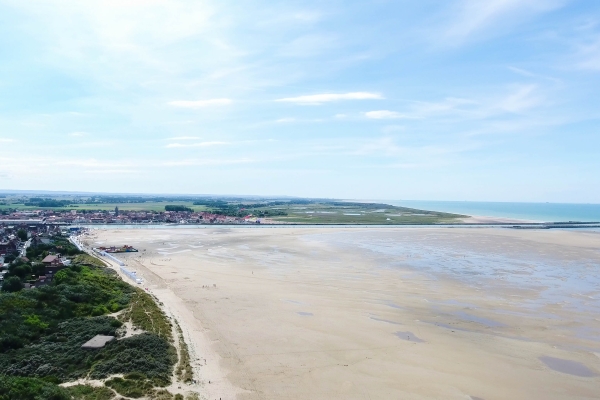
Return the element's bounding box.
[539,356,598,377]
[306,230,600,351]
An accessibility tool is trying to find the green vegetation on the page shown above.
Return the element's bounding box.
[0,265,131,352]
[0,233,86,293]
[0,193,466,223]
[72,253,107,268]
[105,374,155,398]
[105,373,186,399]
[26,235,82,260]
[165,205,193,212]
[119,290,173,342]
[0,254,183,398]
[90,333,176,384]
[24,198,71,208]
[174,322,193,383]
[17,228,28,241]
[1,276,23,293]
[66,385,115,400]
[0,375,70,400]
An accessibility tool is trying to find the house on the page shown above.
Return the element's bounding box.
[42,255,60,266]
[42,255,65,275]
[34,275,52,287]
[0,238,18,255]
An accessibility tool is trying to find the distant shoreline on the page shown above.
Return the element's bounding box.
[71,221,600,229]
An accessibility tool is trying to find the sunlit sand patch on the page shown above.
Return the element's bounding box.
[157,249,191,255]
[370,316,402,325]
[91,227,600,399]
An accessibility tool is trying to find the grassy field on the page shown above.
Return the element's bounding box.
[0,195,467,224]
[0,201,209,212]
[268,202,464,224]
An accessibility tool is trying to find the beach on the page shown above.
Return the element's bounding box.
[85,227,600,400]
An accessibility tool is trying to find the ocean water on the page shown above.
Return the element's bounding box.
[388,200,600,223]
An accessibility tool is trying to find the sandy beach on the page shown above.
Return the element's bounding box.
[84,227,600,400]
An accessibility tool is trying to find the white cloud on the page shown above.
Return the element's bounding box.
[0,138,16,143]
[508,66,562,83]
[365,110,402,119]
[440,0,564,45]
[168,136,201,140]
[162,158,254,166]
[275,118,296,123]
[84,168,139,174]
[166,141,230,148]
[497,85,541,113]
[69,131,87,137]
[276,92,383,105]
[168,99,233,108]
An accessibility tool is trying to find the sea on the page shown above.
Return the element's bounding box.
[388,200,600,223]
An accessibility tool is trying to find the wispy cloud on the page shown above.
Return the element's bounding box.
[364,110,403,119]
[440,0,564,45]
[508,66,562,83]
[161,158,254,166]
[168,136,201,140]
[69,131,88,137]
[576,37,600,70]
[496,84,541,113]
[166,141,230,148]
[0,138,16,143]
[84,169,139,174]
[276,92,383,105]
[168,99,233,108]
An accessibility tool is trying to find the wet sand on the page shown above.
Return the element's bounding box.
[86,227,600,400]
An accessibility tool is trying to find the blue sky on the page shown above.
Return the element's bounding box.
[0,0,599,202]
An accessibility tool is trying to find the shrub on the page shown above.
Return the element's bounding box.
[0,375,70,400]
[66,384,115,400]
[1,277,23,293]
[105,376,154,398]
[90,333,177,385]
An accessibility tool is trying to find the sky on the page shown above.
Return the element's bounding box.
[0,0,599,202]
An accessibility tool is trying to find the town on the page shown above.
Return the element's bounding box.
[0,206,266,226]
[0,222,80,291]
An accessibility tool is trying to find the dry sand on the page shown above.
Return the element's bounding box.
[86,227,600,400]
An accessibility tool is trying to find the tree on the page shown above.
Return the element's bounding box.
[17,229,28,242]
[1,277,23,292]
[10,264,32,280]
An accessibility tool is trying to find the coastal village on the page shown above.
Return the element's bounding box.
[0,222,75,290]
[0,206,265,225]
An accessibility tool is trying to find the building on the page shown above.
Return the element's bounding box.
[81,335,115,349]
[0,238,18,255]
[42,255,61,266]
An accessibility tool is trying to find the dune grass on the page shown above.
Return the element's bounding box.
[119,289,173,342]
[174,322,193,383]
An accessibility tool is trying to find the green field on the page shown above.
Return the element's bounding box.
[267,202,464,224]
[0,201,209,212]
[0,195,467,224]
